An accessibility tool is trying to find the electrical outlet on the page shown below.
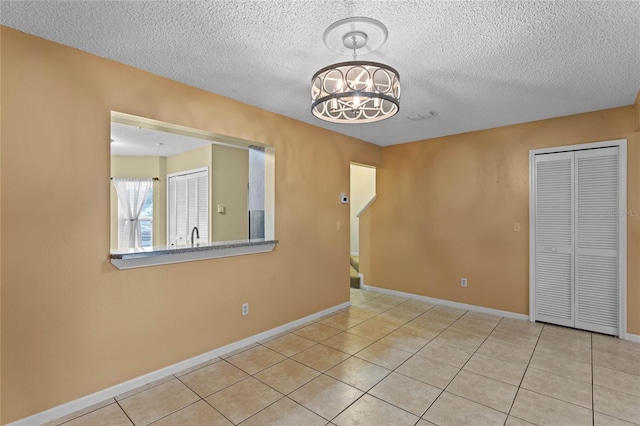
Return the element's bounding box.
[461,278,468,287]
[242,303,249,316]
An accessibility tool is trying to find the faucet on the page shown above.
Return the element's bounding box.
[190,226,200,245]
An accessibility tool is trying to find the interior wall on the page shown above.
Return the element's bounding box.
[0,27,383,424]
[165,144,212,176]
[110,156,167,248]
[364,105,639,335]
[630,92,640,335]
[0,48,3,422]
[635,91,640,131]
[210,145,249,241]
[166,144,213,242]
[349,164,376,255]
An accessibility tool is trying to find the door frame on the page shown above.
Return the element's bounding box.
[529,139,627,338]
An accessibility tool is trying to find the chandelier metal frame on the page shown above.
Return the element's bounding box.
[311,18,401,124]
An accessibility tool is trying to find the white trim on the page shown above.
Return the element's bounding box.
[529,139,627,338]
[263,146,276,240]
[350,252,359,256]
[361,284,528,320]
[8,301,351,426]
[358,273,364,287]
[166,166,209,180]
[626,333,640,343]
[529,148,536,322]
[619,141,627,339]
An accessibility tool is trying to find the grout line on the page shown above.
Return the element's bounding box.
[144,399,205,425]
[389,307,480,420]
[308,295,433,422]
[46,398,118,426]
[175,358,249,399]
[503,319,544,422]
[366,393,424,421]
[200,395,239,425]
[423,311,505,419]
[114,399,137,426]
[53,289,635,425]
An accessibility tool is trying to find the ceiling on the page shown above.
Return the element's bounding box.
[111,122,218,157]
[2,1,639,147]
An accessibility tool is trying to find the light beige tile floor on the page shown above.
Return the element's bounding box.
[47,288,640,426]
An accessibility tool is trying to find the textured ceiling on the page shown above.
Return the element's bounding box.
[2,1,639,146]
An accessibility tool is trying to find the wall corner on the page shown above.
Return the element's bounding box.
[634,90,640,132]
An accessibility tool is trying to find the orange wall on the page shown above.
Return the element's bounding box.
[0,27,382,423]
[636,91,640,131]
[0,34,3,421]
[364,106,639,335]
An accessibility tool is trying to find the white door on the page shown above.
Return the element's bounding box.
[534,152,575,327]
[167,168,209,246]
[533,145,623,335]
[574,147,619,335]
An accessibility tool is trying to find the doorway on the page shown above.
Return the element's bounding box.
[349,163,377,289]
[529,139,627,338]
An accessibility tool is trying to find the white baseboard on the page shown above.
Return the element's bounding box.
[9,301,351,426]
[361,284,528,321]
[362,285,640,342]
[626,333,640,343]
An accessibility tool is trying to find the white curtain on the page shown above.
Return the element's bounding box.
[112,177,154,250]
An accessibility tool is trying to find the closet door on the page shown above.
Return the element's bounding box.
[167,169,209,246]
[574,147,619,334]
[534,152,575,327]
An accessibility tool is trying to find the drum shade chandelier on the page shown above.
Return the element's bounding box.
[311,17,400,124]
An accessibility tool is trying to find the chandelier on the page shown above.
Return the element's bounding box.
[311,18,400,124]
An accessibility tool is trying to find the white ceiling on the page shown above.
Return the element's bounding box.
[2,1,639,146]
[110,122,215,157]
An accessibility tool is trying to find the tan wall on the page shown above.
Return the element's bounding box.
[165,144,250,242]
[211,145,249,241]
[165,144,212,176]
[110,156,167,248]
[635,90,640,132]
[0,45,3,422]
[364,106,640,334]
[0,27,382,423]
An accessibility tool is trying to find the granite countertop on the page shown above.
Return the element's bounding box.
[110,239,278,260]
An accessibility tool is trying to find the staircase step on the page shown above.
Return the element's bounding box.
[350,265,360,288]
[350,255,359,272]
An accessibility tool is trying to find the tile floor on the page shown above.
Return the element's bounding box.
[46,289,640,426]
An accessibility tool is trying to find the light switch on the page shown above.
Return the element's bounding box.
[513,222,521,232]
[217,204,226,214]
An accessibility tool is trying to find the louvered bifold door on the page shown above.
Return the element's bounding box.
[196,174,209,243]
[574,147,619,334]
[168,176,189,246]
[534,152,575,327]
